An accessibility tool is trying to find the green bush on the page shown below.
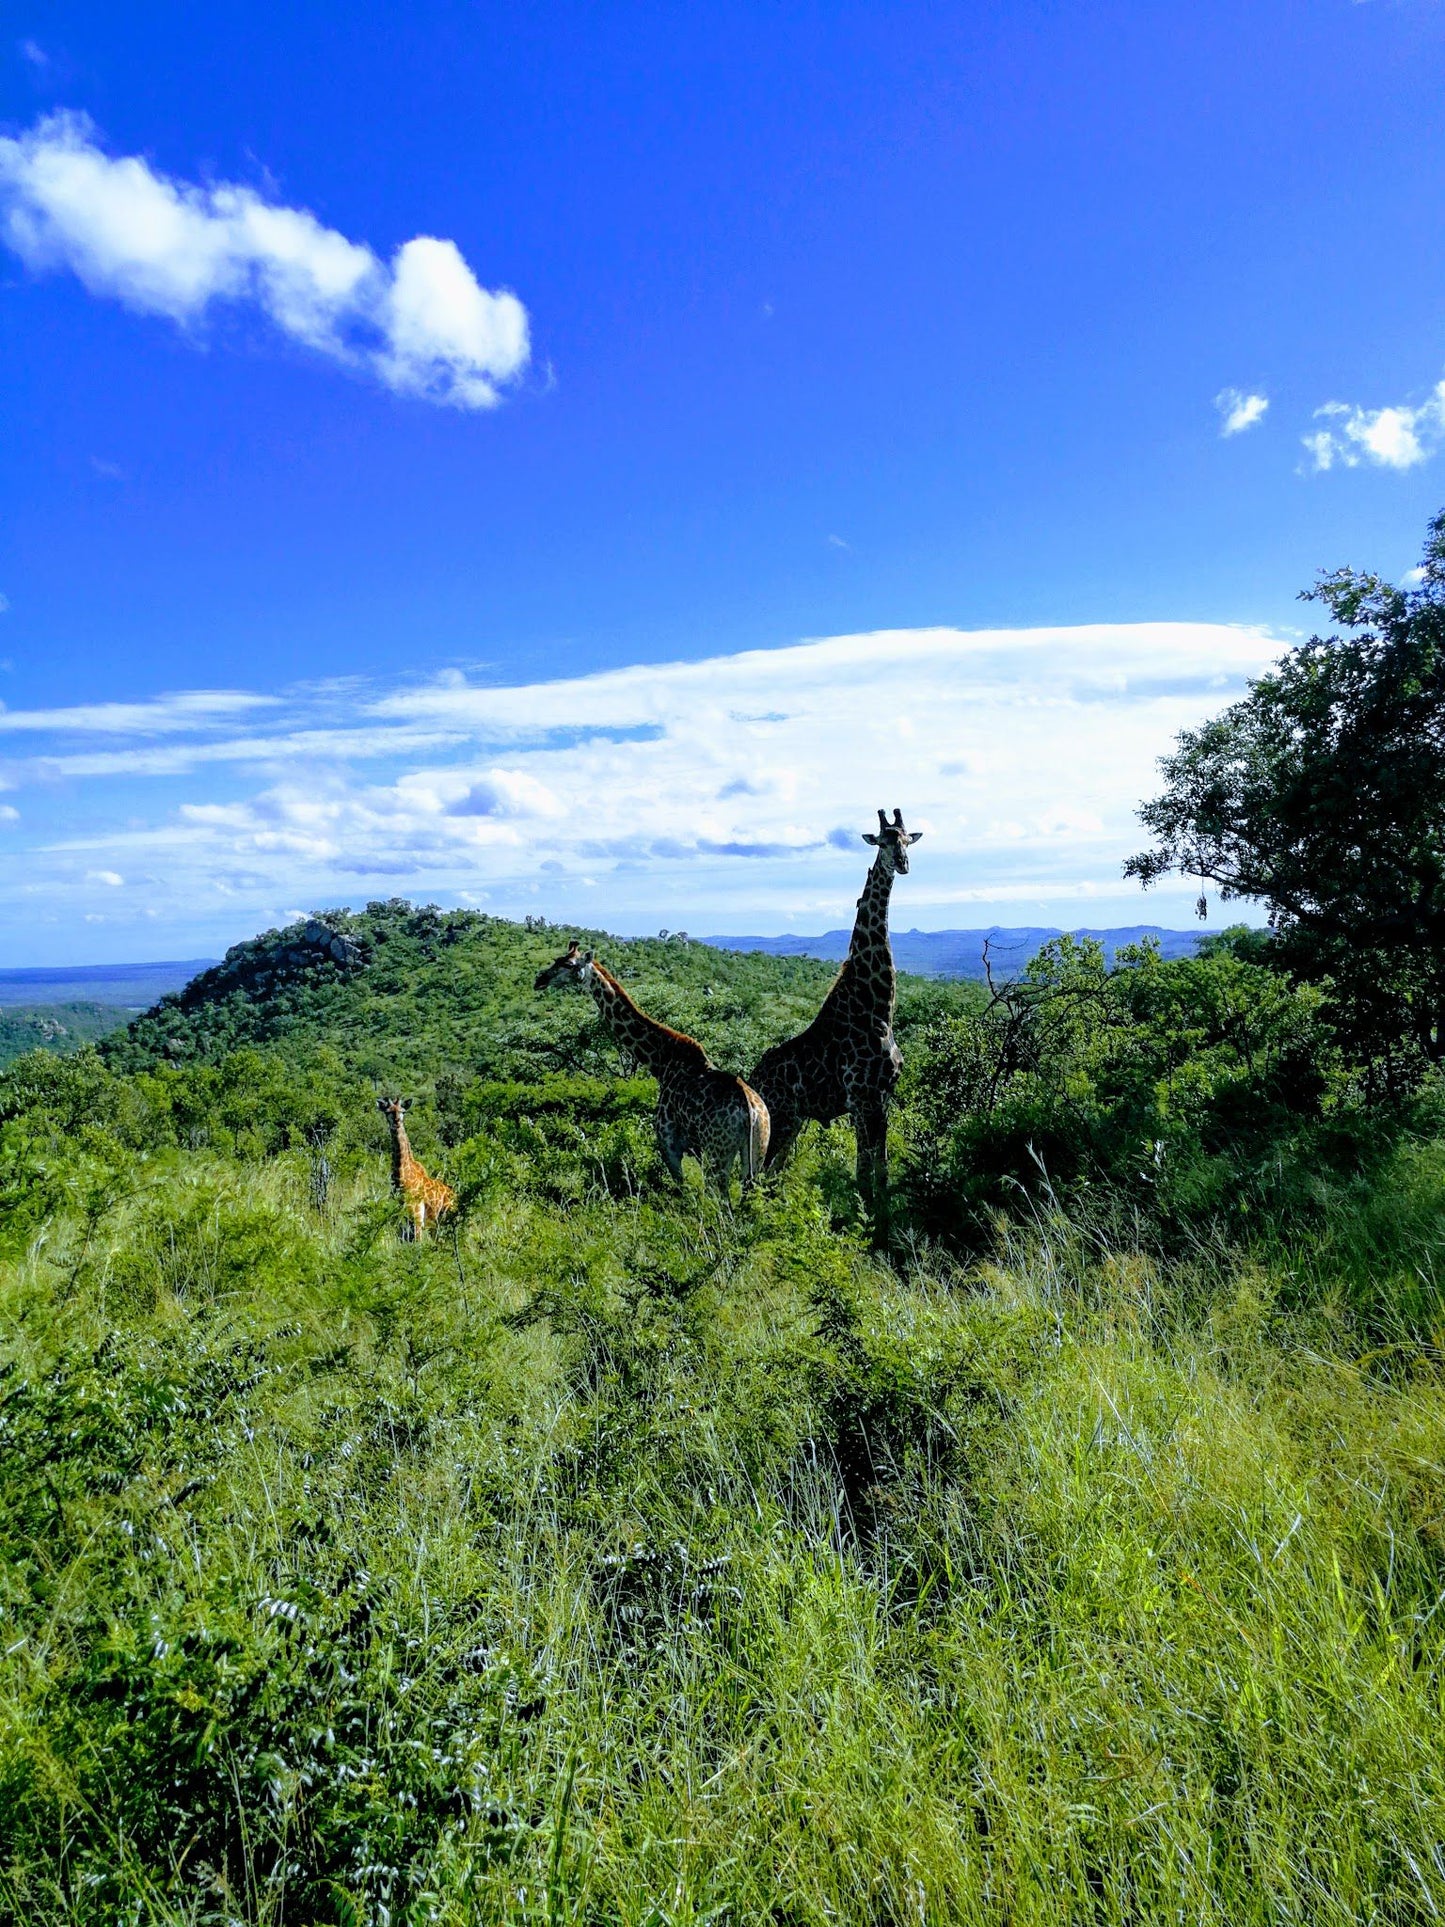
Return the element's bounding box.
[900,935,1359,1244]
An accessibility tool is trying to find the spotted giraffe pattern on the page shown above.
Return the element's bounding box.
[534,941,769,1191]
[748,808,921,1214]
[376,1096,456,1238]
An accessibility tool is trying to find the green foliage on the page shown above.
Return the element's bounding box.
[3,901,1445,1918]
[104,902,840,1089]
[900,935,1349,1243]
[1128,506,1445,1087]
[0,1002,129,1070]
[2,1146,1444,1922]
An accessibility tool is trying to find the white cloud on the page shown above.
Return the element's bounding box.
[1303,380,1445,472]
[0,112,530,409]
[0,621,1286,941]
[0,804,18,824]
[0,593,9,613]
[86,868,124,886]
[1215,388,1268,436]
[0,688,278,733]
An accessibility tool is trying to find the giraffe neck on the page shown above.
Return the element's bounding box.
[848,852,897,965]
[388,1117,419,1188]
[586,962,708,1077]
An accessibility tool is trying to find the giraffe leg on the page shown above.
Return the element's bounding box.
[697,1113,735,1197]
[852,1104,890,1231]
[764,1118,804,1172]
[702,1147,733,1196]
[655,1113,687,1184]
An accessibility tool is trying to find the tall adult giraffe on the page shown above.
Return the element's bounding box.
[534,940,770,1192]
[748,807,921,1218]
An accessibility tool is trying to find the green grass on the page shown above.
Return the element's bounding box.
[3,1128,1443,1923]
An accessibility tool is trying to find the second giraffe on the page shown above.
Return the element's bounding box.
[534,940,770,1192]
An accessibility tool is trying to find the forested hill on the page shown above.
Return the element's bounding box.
[101,899,979,1090]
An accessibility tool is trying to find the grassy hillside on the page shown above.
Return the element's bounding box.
[105,901,977,1079]
[2,901,1443,1922]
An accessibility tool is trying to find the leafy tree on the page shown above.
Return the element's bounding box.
[1126,508,1445,1084]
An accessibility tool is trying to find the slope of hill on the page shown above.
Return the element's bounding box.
[102,900,980,1089]
[709,923,1207,977]
[0,1000,131,1069]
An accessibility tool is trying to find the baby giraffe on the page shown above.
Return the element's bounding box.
[376,1096,456,1238]
[534,939,769,1192]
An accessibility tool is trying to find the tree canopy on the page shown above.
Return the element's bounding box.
[1127,507,1445,1081]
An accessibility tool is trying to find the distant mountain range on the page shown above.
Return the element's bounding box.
[0,960,217,1010]
[704,925,1206,980]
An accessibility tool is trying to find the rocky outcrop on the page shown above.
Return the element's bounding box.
[218,919,364,976]
[150,917,372,1017]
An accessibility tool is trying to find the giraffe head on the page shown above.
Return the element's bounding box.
[861,807,923,874]
[376,1095,410,1126]
[534,937,596,992]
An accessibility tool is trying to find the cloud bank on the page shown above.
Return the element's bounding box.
[0,113,530,408]
[0,622,1285,953]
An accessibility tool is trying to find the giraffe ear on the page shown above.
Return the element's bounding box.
[907,831,923,844]
[862,832,880,846]
[582,949,595,964]
[376,1097,388,1112]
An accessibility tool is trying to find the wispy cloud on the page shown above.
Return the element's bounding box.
[0,689,279,734]
[1302,378,1445,472]
[0,622,1285,944]
[1215,388,1268,436]
[0,112,531,409]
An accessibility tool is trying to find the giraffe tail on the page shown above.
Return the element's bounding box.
[745,1085,770,1185]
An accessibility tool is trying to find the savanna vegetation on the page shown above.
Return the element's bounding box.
[3,518,1445,1924]
[0,1001,129,1071]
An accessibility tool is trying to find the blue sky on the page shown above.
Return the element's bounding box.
[2,0,1444,963]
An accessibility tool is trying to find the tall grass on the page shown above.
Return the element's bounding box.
[2,1138,1443,1923]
